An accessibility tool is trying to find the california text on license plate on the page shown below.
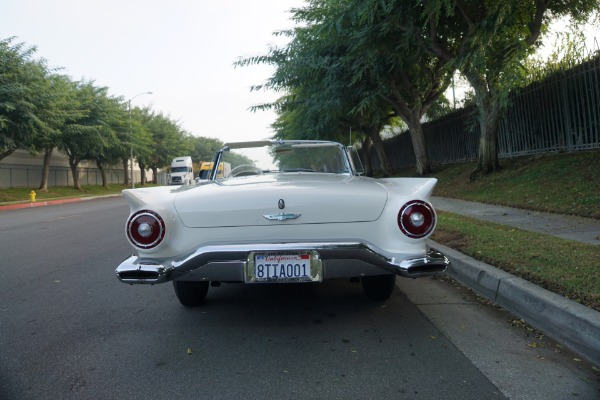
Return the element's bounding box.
[246,251,322,283]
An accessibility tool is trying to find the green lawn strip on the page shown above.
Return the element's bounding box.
[0,184,133,204]
[432,211,600,311]
[433,152,600,219]
[0,183,162,204]
[393,150,600,219]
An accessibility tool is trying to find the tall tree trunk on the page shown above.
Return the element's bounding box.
[96,160,108,188]
[68,156,81,190]
[38,148,53,191]
[361,135,373,177]
[466,71,502,177]
[122,158,129,186]
[406,116,432,175]
[139,162,147,186]
[477,108,501,175]
[367,127,394,176]
[387,77,437,176]
[151,166,158,184]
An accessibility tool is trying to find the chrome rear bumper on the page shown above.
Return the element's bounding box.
[115,242,449,284]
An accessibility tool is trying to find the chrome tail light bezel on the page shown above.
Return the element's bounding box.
[126,210,166,249]
[398,200,436,239]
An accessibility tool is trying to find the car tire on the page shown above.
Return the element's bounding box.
[361,274,396,301]
[173,281,209,306]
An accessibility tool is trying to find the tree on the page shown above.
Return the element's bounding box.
[2,37,203,189]
[84,92,124,188]
[59,81,115,189]
[190,136,224,163]
[129,106,155,186]
[238,0,453,176]
[33,74,84,191]
[238,0,399,175]
[420,0,600,175]
[0,37,50,162]
[143,111,192,185]
[334,0,453,175]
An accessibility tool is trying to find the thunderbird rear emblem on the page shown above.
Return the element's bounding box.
[263,212,301,221]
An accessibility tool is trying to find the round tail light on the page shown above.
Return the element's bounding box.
[126,210,166,249]
[398,200,436,239]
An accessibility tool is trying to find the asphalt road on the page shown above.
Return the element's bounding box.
[0,198,597,399]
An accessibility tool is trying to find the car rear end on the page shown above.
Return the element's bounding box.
[115,140,448,306]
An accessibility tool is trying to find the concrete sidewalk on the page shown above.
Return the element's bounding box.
[430,196,600,366]
[432,196,600,245]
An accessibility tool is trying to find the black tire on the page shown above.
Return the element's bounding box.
[361,274,396,301]
[173,281,209,307]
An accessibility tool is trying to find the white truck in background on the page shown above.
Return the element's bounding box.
[168,156,194,185]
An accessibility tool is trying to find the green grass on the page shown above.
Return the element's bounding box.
[395,150,600,219]
[0,184,134,204]
[432,212,600,311]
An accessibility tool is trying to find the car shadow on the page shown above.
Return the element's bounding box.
[171,279,406,328]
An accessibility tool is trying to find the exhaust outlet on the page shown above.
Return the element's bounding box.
[116,256,168,284]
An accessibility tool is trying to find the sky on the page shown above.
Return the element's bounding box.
[1,0,306,144]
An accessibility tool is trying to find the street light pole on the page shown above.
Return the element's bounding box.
[128,91,153,189]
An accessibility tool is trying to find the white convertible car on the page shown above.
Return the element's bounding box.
[116,140,449,306]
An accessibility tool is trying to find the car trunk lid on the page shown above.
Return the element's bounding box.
[174,174,388,228]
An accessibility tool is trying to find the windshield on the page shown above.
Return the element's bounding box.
[213,141,352,179]
[170,167,188,173]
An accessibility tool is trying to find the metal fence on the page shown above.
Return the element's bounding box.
[0,164,129,189]
[375,54,600,170]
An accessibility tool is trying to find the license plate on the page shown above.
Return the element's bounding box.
[245,251,322,283]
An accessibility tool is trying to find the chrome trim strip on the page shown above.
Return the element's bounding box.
[115,242,450,284]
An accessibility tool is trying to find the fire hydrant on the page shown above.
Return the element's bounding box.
[29,190,36,203]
